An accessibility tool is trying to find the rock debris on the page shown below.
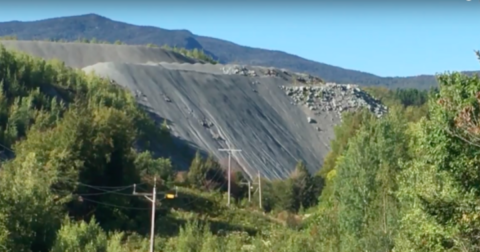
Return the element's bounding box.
[281,83,387,122]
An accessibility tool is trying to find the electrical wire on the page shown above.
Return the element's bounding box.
[0,139,239,209]
[0,144,151,198]
[70,187,132,196]
[76,181,139,189]
[80,195,171,211]
[57,178,146,189]
[0,142,14,154]
[170,167,230,209]
[80,197,151,210]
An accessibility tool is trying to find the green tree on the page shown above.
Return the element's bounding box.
[51,216,127,252]
[0,152,66,251]
[291,160,317,210]
[395,69,480,251]
[313,107,409,252]
[272,178,297,212]
[203,153,225,190]
[134,151,174,187]
[187,151,207,189]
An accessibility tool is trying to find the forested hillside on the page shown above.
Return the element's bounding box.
[0,43,479,252]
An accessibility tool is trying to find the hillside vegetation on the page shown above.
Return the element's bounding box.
[3,13,478,89]
[1,43,480,251]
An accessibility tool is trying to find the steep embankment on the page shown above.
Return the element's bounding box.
[1,40,386,179]
[0,40,197,67]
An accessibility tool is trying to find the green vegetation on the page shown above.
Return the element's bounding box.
[1,41,480,251]
[0,36,217,64]
[309,54,480,251]
[364,86,433,122]
[160,45,218,64]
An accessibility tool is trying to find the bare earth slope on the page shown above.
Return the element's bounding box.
[0,40,197,67]
[82,62,332,179]
[2,40,386,179]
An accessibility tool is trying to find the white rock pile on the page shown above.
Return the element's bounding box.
[222,65,324,85]
[281,83,387,118]
[222,65,257,77]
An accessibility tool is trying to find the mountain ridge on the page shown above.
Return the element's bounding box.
[0,13,477,89]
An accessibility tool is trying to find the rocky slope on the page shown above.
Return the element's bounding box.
[1,40,386,179]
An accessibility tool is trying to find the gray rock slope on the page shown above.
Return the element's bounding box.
[2,41,386,180]
[82,62,334,180]
[0,40,197,67]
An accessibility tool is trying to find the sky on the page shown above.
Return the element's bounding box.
[0,0,479,77]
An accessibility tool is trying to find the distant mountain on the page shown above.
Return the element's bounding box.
[0,13,476,89]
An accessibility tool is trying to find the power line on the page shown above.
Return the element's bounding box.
[1,139,257,223]
[75,184,142,196]
[80,197,151,210]
[0,141,14,155]
[167,152,232,209]
[0,144,147,191]
[80,196,171,211]
[68,187,131,196]
[76,181,140,189]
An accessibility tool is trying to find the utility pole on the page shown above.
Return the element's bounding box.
[219,148,242,207]
[248,181,251,202]
[252,171,263,210]
[133,177,157,252]
[258,170,262,210]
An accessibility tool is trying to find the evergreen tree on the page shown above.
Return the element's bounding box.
[187,151,206,189]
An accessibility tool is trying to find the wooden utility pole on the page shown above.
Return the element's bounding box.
[133,177,157,252]
[219,148,242,206]
[248,181,252,202]
[258,170,262,210]
[252,171,263,210]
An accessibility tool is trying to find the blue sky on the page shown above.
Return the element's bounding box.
[0,1,479,77]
